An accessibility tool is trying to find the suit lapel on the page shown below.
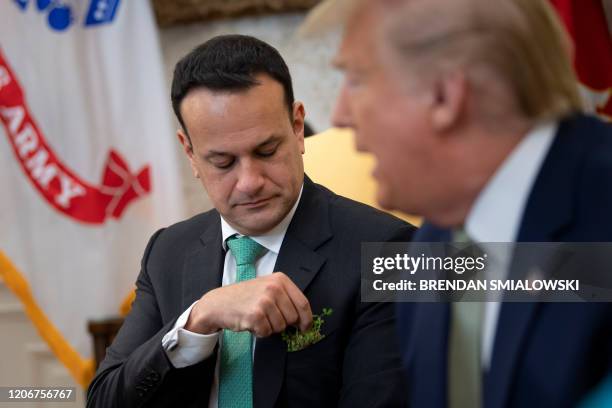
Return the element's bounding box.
[515,116,582,242]
[487,116,584,407]
[410,224,451,408]
[253,176,332,408]
[411,302,451,408]
[273,176,332,292]
[484,302,538,407]
[181,212,224,310]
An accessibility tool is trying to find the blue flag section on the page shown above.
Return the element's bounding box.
[12,0,28,10]
[11,0,120,32]
[84,0,121,27]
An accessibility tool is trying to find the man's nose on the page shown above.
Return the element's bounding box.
[331,81,354,129]
[235,159,265,196]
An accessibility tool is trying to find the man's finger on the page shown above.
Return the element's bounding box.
[278,273,313,332]
[274,285,300,327]
[261,297,288,334]
[253,315,274,338]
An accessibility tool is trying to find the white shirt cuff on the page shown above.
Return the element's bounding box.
[162,301,220,368]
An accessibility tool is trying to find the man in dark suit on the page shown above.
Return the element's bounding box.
[86,35,415,407]
[314,0,612,406]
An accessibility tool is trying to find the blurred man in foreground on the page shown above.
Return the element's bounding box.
[87,34,414,407]
[307,0,612,406]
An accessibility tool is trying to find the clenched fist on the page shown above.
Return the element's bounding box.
[185,272,312,337]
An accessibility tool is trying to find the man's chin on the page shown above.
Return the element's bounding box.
[375,186,396,211]
[231,210,283,236]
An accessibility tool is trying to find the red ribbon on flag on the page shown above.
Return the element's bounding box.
[550,0,612,119]
[0,48,151,224]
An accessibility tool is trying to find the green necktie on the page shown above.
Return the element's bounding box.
[449,229,483,408]
[219,235,266,408]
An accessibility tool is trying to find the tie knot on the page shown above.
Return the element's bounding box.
[227,235,267,266]
[452,228,474,245]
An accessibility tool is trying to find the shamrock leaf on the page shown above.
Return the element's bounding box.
[281,308,333,352]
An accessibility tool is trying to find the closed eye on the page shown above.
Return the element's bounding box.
[256,147,277,157]
[256,141,281,158]
[209,157,235,169]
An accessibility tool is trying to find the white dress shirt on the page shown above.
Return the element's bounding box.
[463,121,558,370]
[161,186,303,408]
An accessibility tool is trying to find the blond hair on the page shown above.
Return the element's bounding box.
[384,0,583,123]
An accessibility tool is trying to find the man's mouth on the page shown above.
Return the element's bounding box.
[236,197,272,208]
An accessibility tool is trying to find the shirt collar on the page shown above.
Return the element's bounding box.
[465,121,558,243]
[220,184,304,254]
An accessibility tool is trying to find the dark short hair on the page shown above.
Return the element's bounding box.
[171,34,295,135]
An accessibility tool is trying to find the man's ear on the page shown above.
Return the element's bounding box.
[430,70,467,132]
[292,101,306,154]
[177,129,199,178]
[177,128,192,155]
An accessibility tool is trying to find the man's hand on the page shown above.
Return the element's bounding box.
[185,272,312,337]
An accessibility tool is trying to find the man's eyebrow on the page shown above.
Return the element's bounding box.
[256,135,283,148]
[203,150,232,160]
[202,135,282,160]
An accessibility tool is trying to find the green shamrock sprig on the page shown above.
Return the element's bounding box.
[281,308,333,352]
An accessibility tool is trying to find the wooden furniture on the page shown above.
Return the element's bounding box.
[88,318,125,369]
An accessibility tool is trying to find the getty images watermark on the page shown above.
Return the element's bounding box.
[361,242,612,302]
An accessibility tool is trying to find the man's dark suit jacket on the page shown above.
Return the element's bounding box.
[397,114,612,408]
[87,176,415,408]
